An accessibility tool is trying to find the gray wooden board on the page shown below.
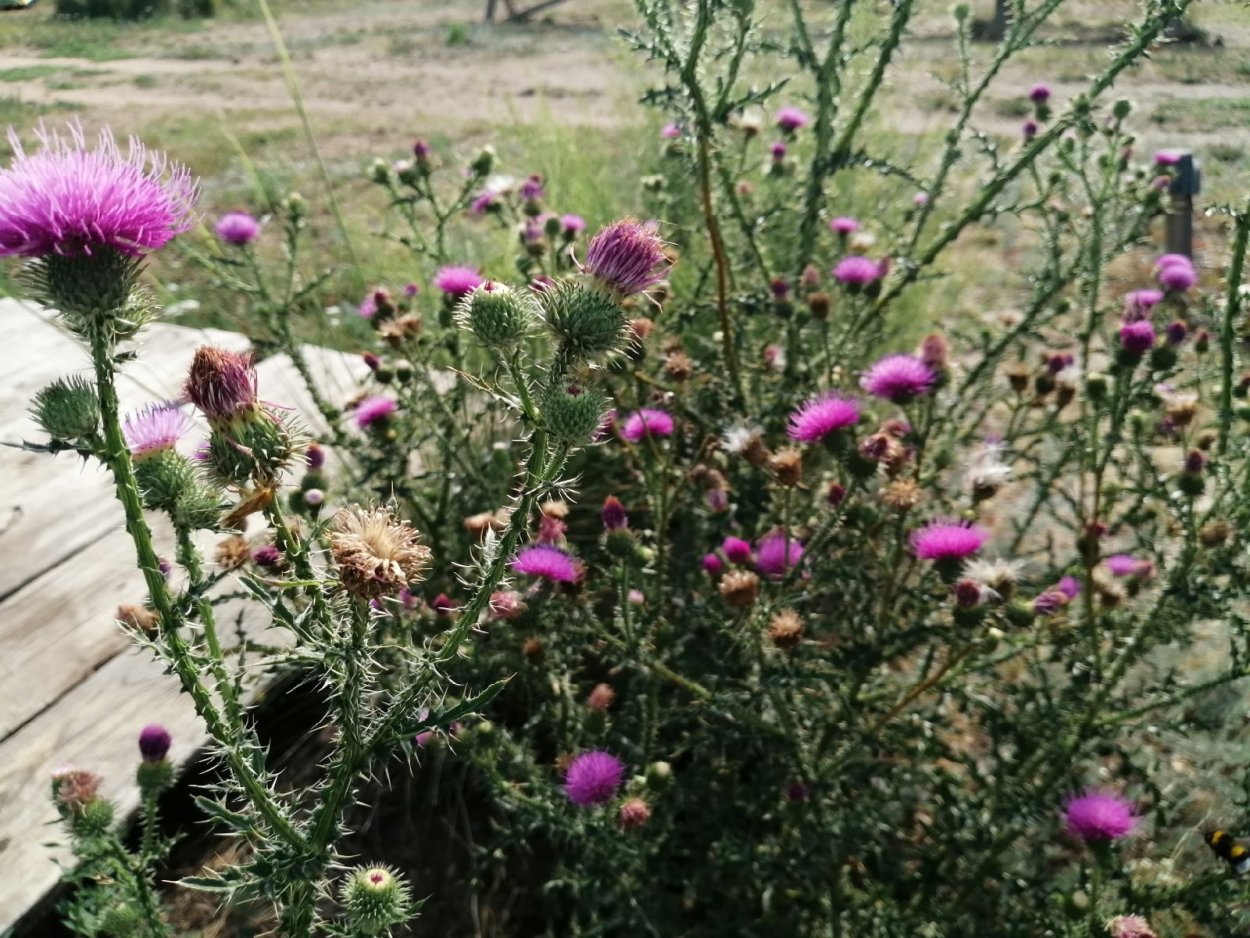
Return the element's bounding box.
[0,300,350,930]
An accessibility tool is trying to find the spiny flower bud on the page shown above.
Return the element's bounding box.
[341,865,414,935]
[455,282,536,349]
[583,218,671,298]
[138,724,171,761]
[31,376,99,443]
[542,384,608,443]
[601,496,628,531]
[538,280,629,361]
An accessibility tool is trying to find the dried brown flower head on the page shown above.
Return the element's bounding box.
[464,510,505,539]
[331,505,432,599]
[54,768,102,812]
[719,569,760,608]
[522,636,545,661]
[664,350,694,382]
[378,313,424,347]
[539,499,569,520]
[767,608,804,649]
[117,604,158,635]
[215,534,251,570]
[880,479,922,511]
[770,447,804,487]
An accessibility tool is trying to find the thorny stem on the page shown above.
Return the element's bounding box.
[1218,198,1250,456]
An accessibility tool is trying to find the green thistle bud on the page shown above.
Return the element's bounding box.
[455,283,535,349]
[71,797,115,838]
[99,902,142,935]
[604,528,638,561]
[133,450,197,514]
[368,158,392,185]
[539,280,628,361]
[1148,344,1178,371]
[951,2,970,21]
[174,485,226,531]
[1004,599,1035,627]
[203,410,299,487]
[341,865,414,935]
[646,760,672,788]
[283,191,307,219]
[542,385,608,444]
[1111,99,1133,120]
[1085,372,1109,401]
[31,376,100,443]
[136,758,174,796]
[470,146,496,176]
[36,249,142,322]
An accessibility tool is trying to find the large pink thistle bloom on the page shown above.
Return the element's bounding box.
[511,544,583,583]
[860,354,936,402]
[787,392,860,442]
[1062,790,1138,842]
[910,519,988,561]
[583,218,670,297]
[434,265,484,297]
[564,750,625,806]
[756,531,804,578]
[122,402,194,458]
[0,121,197,258]
[620,408,674,442]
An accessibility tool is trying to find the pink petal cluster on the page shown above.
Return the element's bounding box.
[123,402,194,458]
[620,408,674,442]
[0,121,197,258]
[1155,253,1196,292]
[583,218,670,296]
[911,519,988,561]
[511,544,583,583]
[775,106,810,132]
[756,531,804,578]
[860,354,936,402]
[829,216,860,234]
[832,255,884,287]
[354,395,397,428]
[1062,790,1138,842]
[214,211,259,247]
[787,392,860,442]
[434,265,484,296]
[564,750,625,806]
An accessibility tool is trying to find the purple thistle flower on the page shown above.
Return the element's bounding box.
[913,191,929,207]
[1153,149,1182,167]
[0,121,196,259]
[1105,554,1140,577]
[601,496,628,531]
[775,106,810,132]
[756,531,804,578]
[833,255,884,287]
[1022,119,1039,140]
[185,346,259,423]
[511,544,583,583]
[1119,320,1156,354]
[412,139,431,158]
[583,218,670,297]
[829,216,860,234]
[564,750,625,806]
[660,122,682,139]
[1062,790,1138,842]
[1156,253,1192,270]
[1057,575,1081,598]
[138,724,172,762]
[519,174,544,201]
[911,519,989,561]
[214,211,259,247]
[1124,289,1163,319]
[1157,261,1196,293]
[561,213,586,235]
[252,543,283,569]
[122,402,194,459]
[620,408,674,442]
[357,287,389,320]
[770,141,787,161]
[702,553,723,575]
[470,191,499,215]
[1032,589,1069,617]
[787,392,861,442]
[435,265,484,297]
[1029,84,1051,104]
[860,354,936,402]
[354,395,397,429]
[1165,321,1187,345]
[722,536,752,565]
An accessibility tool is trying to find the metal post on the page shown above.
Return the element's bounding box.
[1165,152,1201,259]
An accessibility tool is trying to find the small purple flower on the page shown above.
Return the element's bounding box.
[519,174,544,201]
[0,121,197,259]
[1124,289,1163,319]
[1157,261,1196,293]
[564,750,625,806]
[756,531,804,578]
[833,255,885,287]
[470,191,499,215]
[660,122,682,139]
[1057,576,1081,598]
[1029,84,1051,104]
[911,519,989,561]
[434,265,484,297]
[252,543,283,569]
[787,392,861,442]
[412,139,431,158]
[913,191,929,207]
[769,141,788,161]
[1063,790,1138,842]
[722,536,752,565]
[705,488,728,512]
[138,724,172,762]
[702,553,723,575]
[354,395,397,429]
[583,218,670,296]
[1032,589,1069,617]
[620,408,674,442]
[560,214,586,235]
[123,402,194,458]
[1165,321,1187,345]
[215,211,259,247]
[829,216,860,235]
[511,544,583,583]
[1022,119,1039,140]
[775,106,810,132]
[357,287,389,320]
[1105,554,1142,577]
[1119,320,1156,355]
[601,496,628,531]
[860,354,936,402]
[1153,150,1182,167]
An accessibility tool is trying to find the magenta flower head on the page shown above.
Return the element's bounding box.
[1157,260,1196,293]
[860,354,936,403]
[434,265,484,297]
[911,518,989,562]
[1062,789,1138,842]
[1022,119,1039,140]
[511,544,583,583]
[583,217,670,297]
[470,191,499,215]
[601,495,628,531]
[519,174,544,202]
[833,255,884,288]
[756,531,804,578]
[1029,83,1051,104]
[354,395,397,429]
[702,553,723,575]
[775,106,810,133]
[564,750,625,806]
[1119,320,1155,355]
[660,122,682,139]
[123,402,194,459]
[829,216,859,235]
[1124,289,1163,319]
[620,408,674,442]
[214,211,260,247]
[1153,149,1182,167]
[787,392,860,443]
[185,346,259,424]
[561,214,586,235]
[1057,575,1081,598]
[722,536,752,565]
[138,724,172,762]
[0,121,196,259]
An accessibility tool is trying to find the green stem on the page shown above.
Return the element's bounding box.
[1219,198,1250,456]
